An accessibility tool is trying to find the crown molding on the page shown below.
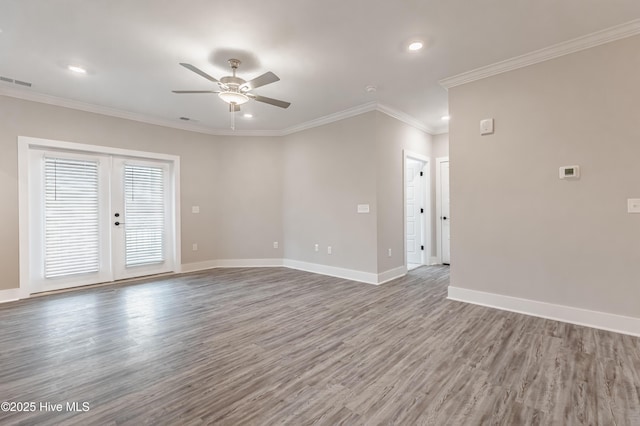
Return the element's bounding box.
[440,19,640,89]
[375,103,434,134]
[281,101,378,135]
[281,102,435,136]
[0,86,283,137]
[1,85,434,137]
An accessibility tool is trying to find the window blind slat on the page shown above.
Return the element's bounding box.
[44,157,100,278]
[124,165,165,267]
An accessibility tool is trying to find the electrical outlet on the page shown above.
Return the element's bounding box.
[273,241,279,249]
[192,206,200,214]
[388,248,392,257]
[192,243,198,251]
[314,244,319,252]
[327,246,332,255]
[628,199,640,213]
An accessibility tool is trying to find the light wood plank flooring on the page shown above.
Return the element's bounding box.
[0,266,639,425]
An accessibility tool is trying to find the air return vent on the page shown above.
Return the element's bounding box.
[0,76,32,87]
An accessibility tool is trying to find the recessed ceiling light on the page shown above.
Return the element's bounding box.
[408,41,423,51]
[68,65,87,74]
[441,115,451,121]
[243,113,253,118]
[365,85,377,93]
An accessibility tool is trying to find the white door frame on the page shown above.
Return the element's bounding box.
[403,150,431,269]
[435,156,449,265]
[18,136,181,298]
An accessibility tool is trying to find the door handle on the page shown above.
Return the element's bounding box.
[114,221,125,226]
[442,216,448,220]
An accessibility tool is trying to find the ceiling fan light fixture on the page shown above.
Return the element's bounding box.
[218,91,249,105]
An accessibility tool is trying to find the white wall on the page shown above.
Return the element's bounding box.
[448,35,640,318]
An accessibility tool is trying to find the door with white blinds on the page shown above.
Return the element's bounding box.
[111,158,173,280]
[28,150,174,293]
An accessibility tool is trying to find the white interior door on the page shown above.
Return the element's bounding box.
[28,150,175,293]
[405,158,425,265]
[440,161,451,264]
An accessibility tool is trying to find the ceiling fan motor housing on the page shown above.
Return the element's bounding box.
[219,76,247,91]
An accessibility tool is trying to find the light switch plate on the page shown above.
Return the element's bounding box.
[192,206,200,214]
[628,199,640,213]
[357,204,370,213]
[480,118,494,135]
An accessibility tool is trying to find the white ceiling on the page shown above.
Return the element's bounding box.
[2,1,639,135]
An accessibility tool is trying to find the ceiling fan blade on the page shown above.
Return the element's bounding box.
[229,103,240,112]
[179,63,219,83]
[250,94,291,109]
[172,90,219,94]
[242,71,279,90]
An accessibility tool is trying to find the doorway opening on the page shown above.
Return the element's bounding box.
[18,137,181,297]
[404,151,430,271]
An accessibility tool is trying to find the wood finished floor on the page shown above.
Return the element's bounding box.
[0,266,639,425]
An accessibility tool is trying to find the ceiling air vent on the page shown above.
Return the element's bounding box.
[0,76,32,87]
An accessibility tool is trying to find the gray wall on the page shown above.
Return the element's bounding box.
[448,35,640,318]
[0,96,284,291]
[375,112,432,272]
[1,96,434,290]
[283,111,433,274]
[430,132,449,256]
[282,112,379,273]
[432,133,449,158]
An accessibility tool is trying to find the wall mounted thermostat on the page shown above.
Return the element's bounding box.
[559,165,580,179]
[480,118,494,135]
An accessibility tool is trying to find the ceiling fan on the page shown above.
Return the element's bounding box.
[172,59,291,113]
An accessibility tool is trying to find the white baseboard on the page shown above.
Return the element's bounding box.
[429,256,440,265]
[0,288,21,304]
[9,259,411,304]
[180,260,219,273]
[181,258,283,273]
[378,266,407,284]
[448,286,640,337]
[282,259,379,285]
[184,258,405,285]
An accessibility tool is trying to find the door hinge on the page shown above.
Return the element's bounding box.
[420,208,424,213]
[421,245,424,251]
[419,171,423,176]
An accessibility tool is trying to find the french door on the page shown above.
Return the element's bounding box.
[28,149,175,293]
